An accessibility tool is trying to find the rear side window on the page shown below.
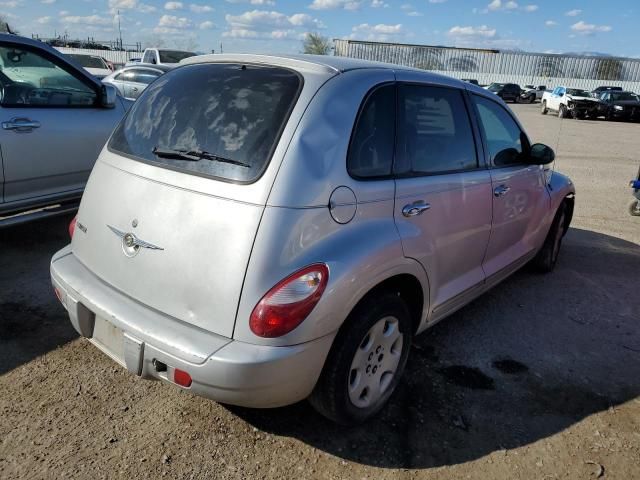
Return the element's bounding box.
[347,84,395,178]
[473,94,527,167]
[124,69,161,85]
[395,85,477,175]
[109,63,302,183]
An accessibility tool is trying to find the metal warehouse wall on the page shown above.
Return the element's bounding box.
[334,39,640,91]
[54,47,141,65]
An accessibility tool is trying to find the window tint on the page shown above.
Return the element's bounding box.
[158,50,196,63]
[109,63,301,183]
[67,54,107,69]
[124,69,161,85]
[473,95,527,167]
[347,84,395,178]
[395,85,477,175]
[0,46,97,107]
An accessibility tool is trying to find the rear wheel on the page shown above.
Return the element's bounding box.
[541,101,548,115]
[533,202,567,273]
[629,199,640,216]
[529,94,536,104]
[309,293,412,425]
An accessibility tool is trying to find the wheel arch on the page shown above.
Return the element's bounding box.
[341,271,427,337]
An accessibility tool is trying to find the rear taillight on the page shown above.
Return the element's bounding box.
[172,368,192,388]
[68,215,77,239]
[250,264,329,338]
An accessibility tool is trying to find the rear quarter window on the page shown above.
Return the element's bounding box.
[108,63,302,183]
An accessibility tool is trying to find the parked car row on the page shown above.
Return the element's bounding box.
[541,86,640,121]
[473,79,640,122]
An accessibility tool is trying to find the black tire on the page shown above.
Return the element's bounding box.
[529,94,536,104]
[558,104,567,119]
[532,202,567,273]
[308,292,413,425]
[541,101,548,115]
[629,199,640,216]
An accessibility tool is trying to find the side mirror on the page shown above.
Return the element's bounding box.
[100,84,117,109]
[529,143,555,165]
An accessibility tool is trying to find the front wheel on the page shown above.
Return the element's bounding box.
[629,199,640,216]
[532,202,567,273]
[309,293,412,425]
[541,101,548,115]
[558,104,567,118]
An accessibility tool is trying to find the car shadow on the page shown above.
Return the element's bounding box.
[0,214,78,375]
[228,227,640,469]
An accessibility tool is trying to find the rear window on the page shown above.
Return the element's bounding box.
[109,63,302,183]
[158,50,196,63]
[68,54,106,69]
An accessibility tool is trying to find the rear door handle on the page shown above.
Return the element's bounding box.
[402,201,431,217]
[494,185,511,197]
[2,117,41,132]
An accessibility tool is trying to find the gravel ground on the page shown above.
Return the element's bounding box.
[1,103,639,480]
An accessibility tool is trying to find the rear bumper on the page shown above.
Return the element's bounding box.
[50,246,335,408]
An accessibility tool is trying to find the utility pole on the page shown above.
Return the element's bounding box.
[117,9,123,50]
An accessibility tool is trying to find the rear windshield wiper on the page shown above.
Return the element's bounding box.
[152,147,250,168]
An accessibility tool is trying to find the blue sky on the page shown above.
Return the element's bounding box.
[1,0,637,56]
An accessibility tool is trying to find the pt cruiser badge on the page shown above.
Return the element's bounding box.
[107,225,164,257]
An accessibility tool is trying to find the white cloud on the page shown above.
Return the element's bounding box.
[224,9,324,38]
[309,0,361,11]
[108,0,137,9]
[41,0,56,4]
[190,3,213,12]
[565,9,581,16]
[371,0,387,6]
[429,0,447,3]
[545,20,557,27]
[199,20,214,29]
[138,3,155,12]
[571,20,612,35]
[158,14,191,28]
[523,4,537,12]
[488,0,501,10]
[505,1,518,9]
[407,10,423,16]
[226,0,275,5]
[164,1,183,10]
[350,22,403,40]
[0,0,20,7]
[448,25,496,38]
[36,16,51,24]
[62,14,113,26]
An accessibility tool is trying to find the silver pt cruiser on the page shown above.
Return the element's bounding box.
[51,54,575,424]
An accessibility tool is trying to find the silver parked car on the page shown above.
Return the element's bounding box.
[102,64,172,101]
[0,34,127,226]
[51,54,575,424]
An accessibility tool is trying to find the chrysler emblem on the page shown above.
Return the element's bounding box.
[108,225,164,257]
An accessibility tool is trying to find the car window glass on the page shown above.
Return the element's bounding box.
[158,50,195,63]
[347,84,395,178]
[395,85,477,175]
[473,95,526,167]
[0,45,97,107]
[109,63,301,183]
[125,69,161,85]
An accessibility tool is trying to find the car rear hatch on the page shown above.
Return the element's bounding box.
[71,61,323,339]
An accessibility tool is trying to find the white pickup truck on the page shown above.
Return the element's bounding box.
[541,86,601,119]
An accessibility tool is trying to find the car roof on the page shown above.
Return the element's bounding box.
[179,53,468,87]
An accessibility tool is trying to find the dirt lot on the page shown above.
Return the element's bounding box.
[1,103,639,480]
